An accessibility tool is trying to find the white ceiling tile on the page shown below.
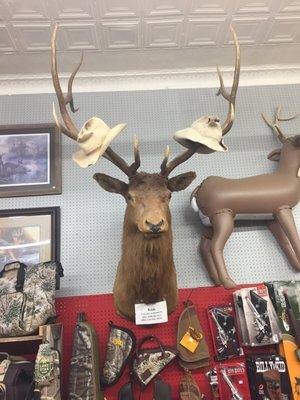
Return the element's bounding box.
[0,24,17,52]
[234,0,273,13]
[99,0,140,18]
[0,2,10,20]
[144,18,184,48]
[278,0,300,13]
[2,0,300,76]
[50,0,95,19]
[12,22,51,51]
[4,0,49,20]
[185,18,226,46]
[101,20,140,49]
[229,16,268,44]
[190,0,232,14]
[58,23,99,50]
[264,16,300,43]
[143,0,186,16]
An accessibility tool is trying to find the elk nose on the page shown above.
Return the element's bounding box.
[146,220,164,233]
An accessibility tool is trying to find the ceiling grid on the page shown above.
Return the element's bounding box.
[1,1,300,85]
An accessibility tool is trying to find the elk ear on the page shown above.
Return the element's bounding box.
[267,148,281,162]
[167,171,196,192]
[93,173,128,195]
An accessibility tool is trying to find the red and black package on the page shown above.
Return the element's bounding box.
[246,354,292,399]
[216,361,251,400]
[207,304,243,361]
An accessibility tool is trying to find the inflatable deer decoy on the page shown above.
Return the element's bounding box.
[51,25,240,320]
[191,107,300,289]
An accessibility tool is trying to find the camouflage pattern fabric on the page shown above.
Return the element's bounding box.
[34,343,61,400]
[68,316,104,400]
[0,261,62,337]
[0,292,25,336]
[101,322,136,386]
[133,348,177,387]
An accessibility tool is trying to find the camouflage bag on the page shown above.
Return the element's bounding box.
[0,261,63,337]
[68,313,104,400]
[132,336,178,389]
[101,321,136,387]
[33,343,61,400]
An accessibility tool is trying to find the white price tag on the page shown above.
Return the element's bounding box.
[135,300,168,325]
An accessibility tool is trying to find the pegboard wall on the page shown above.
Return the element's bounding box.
[0,84,300,296]
[56,285,269,400]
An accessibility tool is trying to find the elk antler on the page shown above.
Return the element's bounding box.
[261,106,299,143]
[216,25,241,136]
[51,24,81,140]
[51,24,140,177]
[160,146,200,177]
[162,26,241,176]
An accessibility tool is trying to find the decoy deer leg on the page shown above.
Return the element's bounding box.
[200,227,222,286]
[210,210,236,289]
[267,219,300,271]
[274,206,300,270]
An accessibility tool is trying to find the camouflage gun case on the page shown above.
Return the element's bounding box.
[68,313,104,400]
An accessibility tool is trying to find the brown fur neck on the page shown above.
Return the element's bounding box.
[121,220,174,303]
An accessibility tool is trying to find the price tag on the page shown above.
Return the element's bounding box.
[135,300,168,325]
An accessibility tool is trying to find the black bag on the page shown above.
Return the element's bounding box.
[0,353,34,400]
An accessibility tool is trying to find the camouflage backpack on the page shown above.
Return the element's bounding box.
[0,261,63,337]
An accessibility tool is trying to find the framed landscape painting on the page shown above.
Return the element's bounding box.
[0,124,61,198]
[0,207,60,268]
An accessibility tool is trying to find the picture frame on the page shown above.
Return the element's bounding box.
[0,207,60,268]
[0,124,61,198]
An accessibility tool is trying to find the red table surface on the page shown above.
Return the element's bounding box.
[56,284,273,400]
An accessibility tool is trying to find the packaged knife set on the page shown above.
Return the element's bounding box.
[233,285,282,346]
[246,354,292,399]
[215,361,251,400]
[207,304,243,360]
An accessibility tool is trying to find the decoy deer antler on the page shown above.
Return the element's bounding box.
[261,106,299,143]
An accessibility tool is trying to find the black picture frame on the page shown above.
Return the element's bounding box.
[0,207,60,268]
[0,124,61,198]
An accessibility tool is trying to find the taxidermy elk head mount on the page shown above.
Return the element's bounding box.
[51,24,240,320]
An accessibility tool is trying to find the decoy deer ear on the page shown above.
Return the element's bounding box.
[267,148,281,162]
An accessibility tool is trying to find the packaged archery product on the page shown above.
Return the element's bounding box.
[233,285,281,346]
[216,361,251,400]
[264,280,300,400]
[207,304,243,361]
[246,354,292,400]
